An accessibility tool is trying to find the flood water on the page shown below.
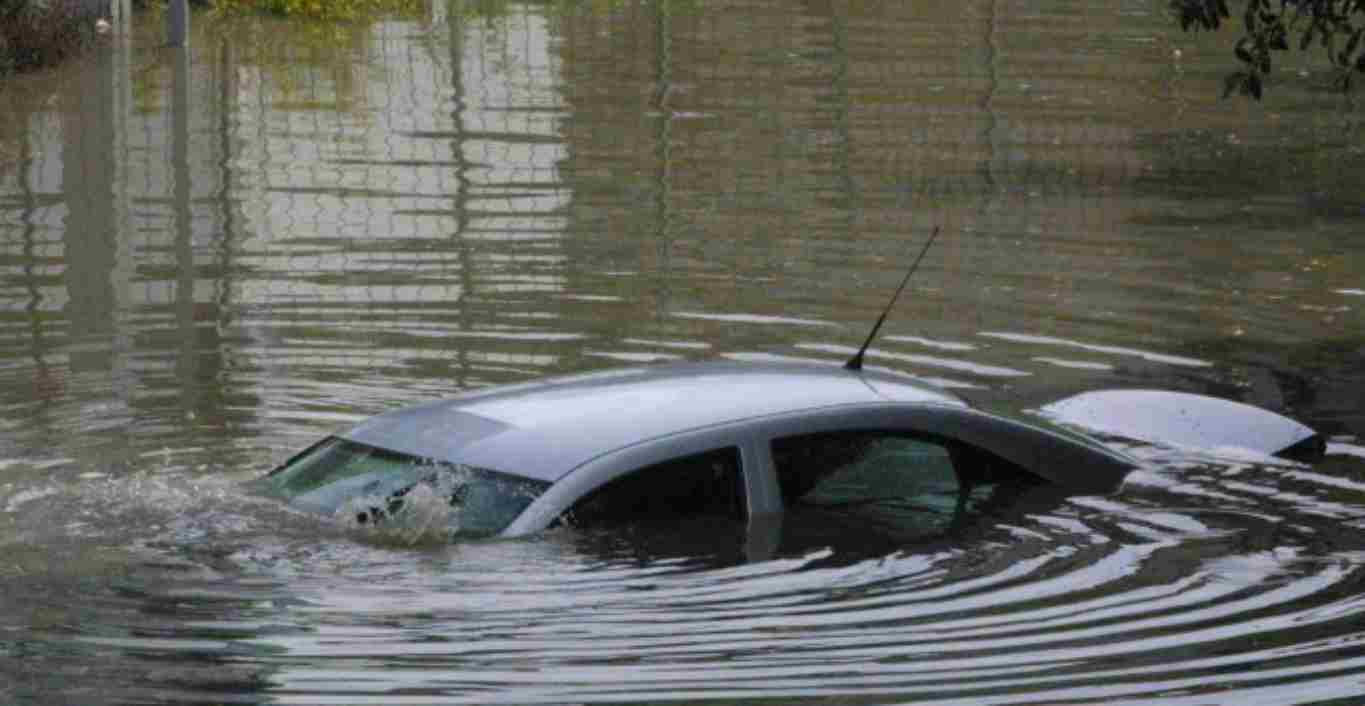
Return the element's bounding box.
[2,1,1365,703]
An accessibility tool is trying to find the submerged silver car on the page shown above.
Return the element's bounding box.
[257,360,1323,539]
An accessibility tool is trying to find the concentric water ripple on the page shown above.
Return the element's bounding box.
[3,443,1364,704]
[3,0,1365,703]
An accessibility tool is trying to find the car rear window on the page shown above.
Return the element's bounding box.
[770,431,963,537]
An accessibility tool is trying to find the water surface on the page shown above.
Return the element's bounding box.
[2,1,1364,703]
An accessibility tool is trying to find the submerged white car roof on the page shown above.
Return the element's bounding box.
[342,361,966,482]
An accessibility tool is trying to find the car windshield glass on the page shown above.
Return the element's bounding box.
[260,437,549,537]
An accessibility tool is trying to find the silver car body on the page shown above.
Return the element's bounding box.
[336,361,1139,536]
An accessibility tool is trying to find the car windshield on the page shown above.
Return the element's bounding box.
[259,437,549,537]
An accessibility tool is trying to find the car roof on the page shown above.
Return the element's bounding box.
[341,361,967,482]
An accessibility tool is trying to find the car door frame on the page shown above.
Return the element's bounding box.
[502,401,1136,536]
[742,402,1136,498]
[501,422,773,536]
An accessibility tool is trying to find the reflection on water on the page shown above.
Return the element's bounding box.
[1,0,1363,703]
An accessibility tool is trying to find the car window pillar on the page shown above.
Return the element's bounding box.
[740,437,782,519]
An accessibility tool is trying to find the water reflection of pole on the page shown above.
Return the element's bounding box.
[829,5,856,242]
[17,101,53,394]
[167,0,189,48]
[62,29,118,374]
[448,0,473,387]
[110,0,127,35]
[216,38,237,323]
[171,37,198,417]
[651,0,673,321]
[974,0,1002,330]
[207,35,241,431]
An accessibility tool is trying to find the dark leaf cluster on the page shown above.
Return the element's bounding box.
[1173,0,1365,99]
[0,0,99,76]
[1173,0,1232,31]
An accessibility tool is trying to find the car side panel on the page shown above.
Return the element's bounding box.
[501,402,1137,536]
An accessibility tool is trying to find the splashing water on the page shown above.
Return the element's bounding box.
[335,478,463,547]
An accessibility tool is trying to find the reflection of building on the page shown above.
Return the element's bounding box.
[1,85,73,423]
[239,7,569,389]
[0,39,230,451]
[547,1,1173,345]
[0,4,577,460]
[1,1,1361,459]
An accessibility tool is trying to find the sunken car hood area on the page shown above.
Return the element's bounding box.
[341,362,967,483]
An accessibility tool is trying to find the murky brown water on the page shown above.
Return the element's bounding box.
[2,1,1364,703]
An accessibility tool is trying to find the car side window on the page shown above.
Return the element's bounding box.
[770,431,963,535]
[562,447,746,528]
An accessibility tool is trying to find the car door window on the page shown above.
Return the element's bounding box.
[771,431,963,537]
[562,447,745,528]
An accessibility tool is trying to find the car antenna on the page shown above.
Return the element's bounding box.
[844,226,942,372]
